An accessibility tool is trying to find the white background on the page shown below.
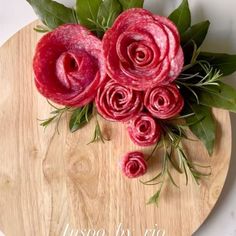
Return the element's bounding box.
[0,0,236,235]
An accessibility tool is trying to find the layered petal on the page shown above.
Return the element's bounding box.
[121,151,147,178]
[95,77,143,122]
[127,113,161,146]
[103,8,184,91]
[144,84,184,119]
[34,24,106,107]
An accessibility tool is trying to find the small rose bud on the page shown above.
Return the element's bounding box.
[121,151,147,178]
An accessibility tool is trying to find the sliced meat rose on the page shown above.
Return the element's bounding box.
[103,8,184,91]
[144,84,184,119]
[34,24,106,107]
[121,151,147,178]
[95,77,143,122]
[127,113,161,147]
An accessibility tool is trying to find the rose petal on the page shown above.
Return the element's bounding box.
[127,113,162,146]
[121,151,147,178]
[144,84,184,119]
[34,24,106,107]
[95,77,143,122]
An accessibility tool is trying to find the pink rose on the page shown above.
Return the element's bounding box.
[144,84,184,119]
[127,113,161,146]
[121,151,147,178]
[33,24,106,107]
[102,8,184,91]
[95,77,143,122]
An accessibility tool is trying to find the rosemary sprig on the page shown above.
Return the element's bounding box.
[142,121,211,205]
[88,118,109,144]
[164,123,211,183]
[146,139,163,162]
[177,66,222,87]
[177,61,222,103]
[38,100,71,133]
[88,106,109,144]
[143,139,179,206]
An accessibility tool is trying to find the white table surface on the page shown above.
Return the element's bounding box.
[0,1,236,235]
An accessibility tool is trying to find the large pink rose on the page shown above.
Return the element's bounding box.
[34,24,106,107]
[127,113,161,146]
[102,8,184,91]
[121,151,147,178]
[95,77,143,122]
[144,84,184,119]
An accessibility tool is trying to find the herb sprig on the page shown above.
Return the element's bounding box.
[143,122,211,206]
[38,100,72,133]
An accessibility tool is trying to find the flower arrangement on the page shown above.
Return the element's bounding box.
[27,0,236,205]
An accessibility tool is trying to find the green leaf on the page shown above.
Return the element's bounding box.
[197,82,236,112]
[198,52,236,76]
[97,0,122,29]
[147,189,162,205]
[76,0,102,30]
[118,0,144,10]
[184,103,216,156]
[40,116,57,127]
[181,20,210,48]
[69,104,93,133]
[26,0,77,29]
[169,0,191,35]
[33,25,50,33]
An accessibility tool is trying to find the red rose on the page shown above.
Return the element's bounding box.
[33,24,106,107]
[121,151,147,178]
[103,8,184,91]
[144,84,184,119]
[127,113,161,146]
[95,77,143,122]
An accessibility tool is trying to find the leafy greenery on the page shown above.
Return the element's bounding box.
[88,118,109,144]
[97,0,122,32]
[39,101,94,134]
[181,20,210,64]
[183,103,216,155]
[143,127,211,205]
[181,20,210,48]
[118,0,144,10]
[197,82,236,112]
[76,0,102,31]
[198,52,236,76]
[33,24,50,33]
[26,0,77,29]
[147,189,162,205]
[143,140,176,206]
[169,0,191,35]
[69,103,93,133]
[177,61,222,103]
[39,100,71,133]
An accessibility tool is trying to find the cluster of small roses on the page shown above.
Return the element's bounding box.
[97,9,184,178]
[33,9,185,179]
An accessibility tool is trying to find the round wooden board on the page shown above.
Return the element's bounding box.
[0,22,232,236]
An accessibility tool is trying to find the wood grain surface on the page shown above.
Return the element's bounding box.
[0,22,232,236]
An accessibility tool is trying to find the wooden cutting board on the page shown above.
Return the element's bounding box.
[0,21,232,236]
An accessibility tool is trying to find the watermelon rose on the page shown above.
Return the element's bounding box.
[102,8,184,91]
[144,84,184,119]
[121,151,147,178]
[95,77,143,122]
[127,113,161,146]
[33,24,106,107]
